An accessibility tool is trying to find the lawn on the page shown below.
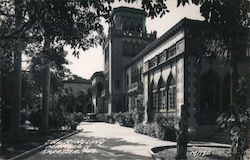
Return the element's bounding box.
[0,129,72,159]
[155,146,231,160]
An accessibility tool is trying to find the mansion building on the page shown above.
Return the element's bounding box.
[91,7,250,139]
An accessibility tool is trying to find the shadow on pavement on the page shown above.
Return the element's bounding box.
[25,130,150,160]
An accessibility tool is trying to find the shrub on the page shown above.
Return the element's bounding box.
[107,114,115,123]
[156,114,176,129]
[74,112,84,123]
[96,113,106,122]
[131,105,144,125]
[63,113,79,130]
[115,112,134,127]
[28,109,67,130]
[156,114,176,141]
[49,111,66,130]
[134,123,145,134]
[155,124,166,140]
[144,123,157,137]
[96,113,108,122]
[28,109,41,128]
[96,113,115,123]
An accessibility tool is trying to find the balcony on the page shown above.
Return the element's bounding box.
[127,82,143,94]
[101,90,106,97]
[110,29,156,40]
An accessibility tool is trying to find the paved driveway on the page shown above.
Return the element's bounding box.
[26,122,175,160]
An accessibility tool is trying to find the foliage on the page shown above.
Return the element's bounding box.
[28,109,67,130]
[244,149,250,160]
[156,114,176,130]
[74,112,84,123]
[28,109,41,129]
[115,112,134,127]
[217,74,250,160]
[131,103,144,125]
[96,113,108,122]
[49,111,67,130]
[134,114,177,141]
[178,0,249,27]
[21,71,41,110]
[58,87,91,113]
[156,114,176,141]
[144,123,157,138]
[134,123,145,134]
[64,112,80,126]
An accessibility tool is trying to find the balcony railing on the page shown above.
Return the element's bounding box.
[127,82,143,94]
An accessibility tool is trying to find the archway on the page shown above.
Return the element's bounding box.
[200,69,221,125]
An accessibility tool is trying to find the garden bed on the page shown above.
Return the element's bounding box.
[152,145,231,160]
[0,129,73,159]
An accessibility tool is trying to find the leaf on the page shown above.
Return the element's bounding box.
[191,0,201,5]
[177,0,189,7]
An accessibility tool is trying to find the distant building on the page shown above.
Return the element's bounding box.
[90,71,104,113]
[62,78,91,95]
[62,78,92,113]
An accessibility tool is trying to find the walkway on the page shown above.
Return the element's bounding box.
[26,122,175,160]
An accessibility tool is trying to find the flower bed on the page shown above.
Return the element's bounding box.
[152,145,231,160]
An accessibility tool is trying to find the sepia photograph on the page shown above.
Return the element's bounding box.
[0,0,250,159]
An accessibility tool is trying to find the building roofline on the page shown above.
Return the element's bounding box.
[111,6,147,17]
[90,71,104,81]
[124,18,205,68]
[63,79,91,84]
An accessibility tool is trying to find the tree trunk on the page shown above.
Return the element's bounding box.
[10,0,23,142]
[10,45,22,140]
[0,64,2,147]
[40,37,51,134]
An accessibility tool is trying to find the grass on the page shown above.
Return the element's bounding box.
[0,129,72,159]
[155,146,231,160]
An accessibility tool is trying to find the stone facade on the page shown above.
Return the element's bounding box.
[91,6,250,139]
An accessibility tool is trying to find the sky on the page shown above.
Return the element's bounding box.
[65,1,204,79]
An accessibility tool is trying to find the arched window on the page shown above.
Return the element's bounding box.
[167,74,176,110]
[158,77,166,110]
[150,80,158,112]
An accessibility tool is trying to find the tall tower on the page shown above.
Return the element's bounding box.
[102,7,156,113]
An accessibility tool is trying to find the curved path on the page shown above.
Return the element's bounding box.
[26,122,175,160]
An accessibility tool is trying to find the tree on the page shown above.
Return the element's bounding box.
[9,0,25,141]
